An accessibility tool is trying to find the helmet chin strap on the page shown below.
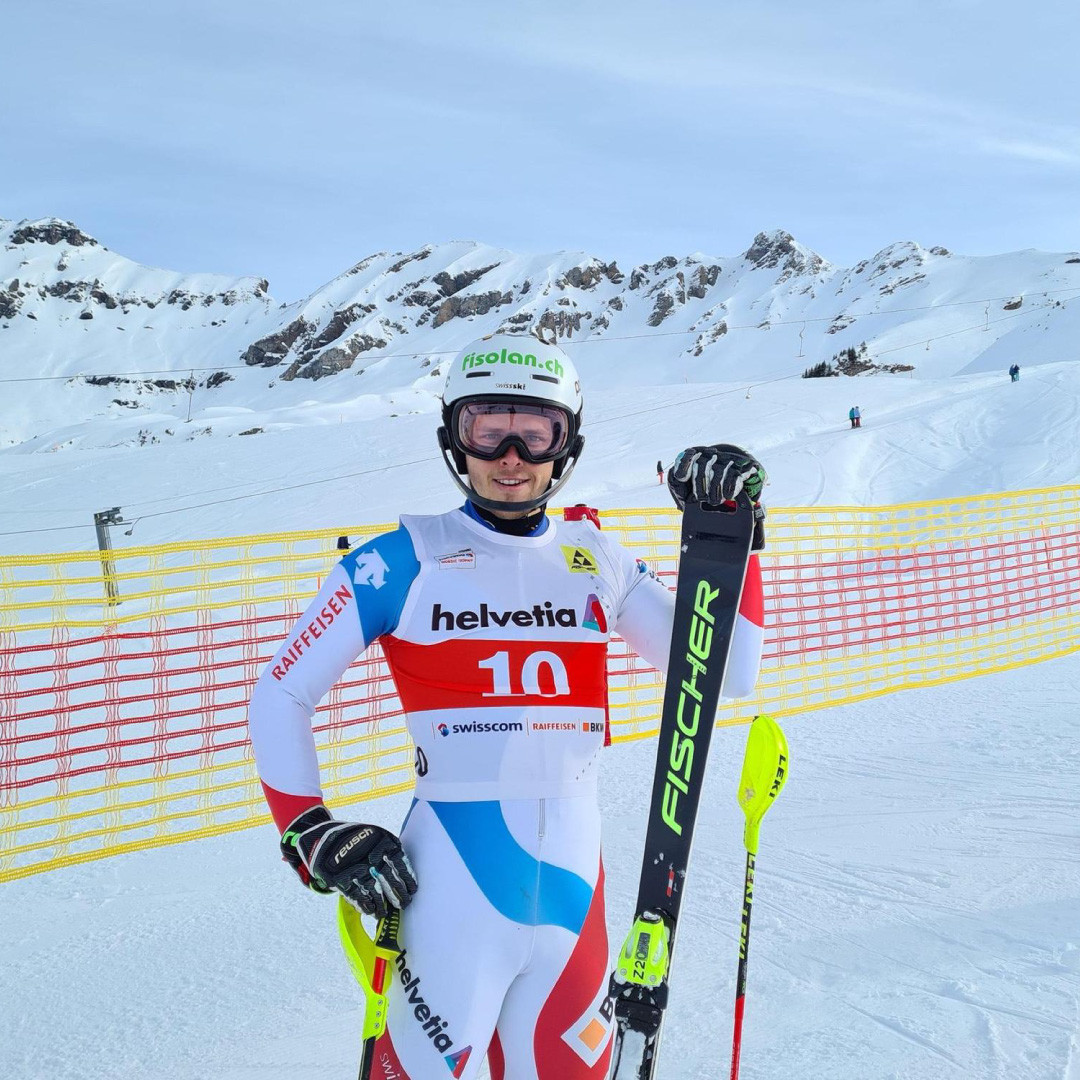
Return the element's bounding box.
[439,442,582,515]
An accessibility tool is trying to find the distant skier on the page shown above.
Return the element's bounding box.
[657,458,665,484]
[248,333,768,1079]
[849,405,861,429]
[1009,364,1020,382]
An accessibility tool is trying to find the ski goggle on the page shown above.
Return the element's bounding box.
[452,401,574,464]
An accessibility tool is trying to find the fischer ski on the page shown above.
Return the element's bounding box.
[607,495,756,1080]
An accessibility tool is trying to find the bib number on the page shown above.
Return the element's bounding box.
[478,650,570,698]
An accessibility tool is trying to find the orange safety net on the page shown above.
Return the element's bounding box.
[2,486,1078,882]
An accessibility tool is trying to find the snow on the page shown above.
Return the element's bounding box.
[4,656,1077,1079]
[3,269,1079,1077]
[6,362,1080,554]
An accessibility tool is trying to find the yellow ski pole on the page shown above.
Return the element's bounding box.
[730,714,789,1080]
[337,897,402,1080]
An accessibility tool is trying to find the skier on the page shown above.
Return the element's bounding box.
[848,405,861,429]
[248,333,767,1080]
[656,459,664,484]
[1009,364,1021,382]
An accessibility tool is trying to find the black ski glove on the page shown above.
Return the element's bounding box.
[280,806,418,918]
[668,443,767,550]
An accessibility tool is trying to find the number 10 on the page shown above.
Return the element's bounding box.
[477,650,570,697]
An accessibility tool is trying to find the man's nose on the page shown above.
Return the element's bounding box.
[498,444,524,465]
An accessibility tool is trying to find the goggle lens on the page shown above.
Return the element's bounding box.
[455,402,571,462]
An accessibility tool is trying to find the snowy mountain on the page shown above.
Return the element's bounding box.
[4,216,1080,453]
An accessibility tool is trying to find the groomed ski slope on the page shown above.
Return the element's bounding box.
[4,362,1080,554]
[4,655,1077,1079]
[3,364,1079,1079]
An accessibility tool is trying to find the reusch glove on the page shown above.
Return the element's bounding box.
[668,443,767,550]
[280,806,418,918]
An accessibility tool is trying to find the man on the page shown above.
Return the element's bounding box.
[248,333,767,1079]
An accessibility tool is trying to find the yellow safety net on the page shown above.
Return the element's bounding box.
[1,486,1077,882]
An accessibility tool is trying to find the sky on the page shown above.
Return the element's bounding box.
[3,1,1080,301]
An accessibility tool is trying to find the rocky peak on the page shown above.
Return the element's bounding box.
[556,260,624,290]
[10,218,99,248]
[868,241,926,269]
[743,229,824,277]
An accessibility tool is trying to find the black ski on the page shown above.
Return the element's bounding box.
[608,495,756,1080]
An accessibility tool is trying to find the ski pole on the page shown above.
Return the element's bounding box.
[337,897,402,1080]
[730,714,788,1080]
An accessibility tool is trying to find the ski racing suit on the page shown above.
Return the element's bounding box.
[249,503,764,1080]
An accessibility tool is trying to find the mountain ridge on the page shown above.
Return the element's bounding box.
[3,216,1080,450]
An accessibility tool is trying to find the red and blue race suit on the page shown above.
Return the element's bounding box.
[249,503,764,1079]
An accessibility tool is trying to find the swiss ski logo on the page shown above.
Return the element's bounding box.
[562,545,599,574]
[435,548,475,569]
[353,550,389,589]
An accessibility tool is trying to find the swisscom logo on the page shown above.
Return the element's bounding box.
[433,720,525,738]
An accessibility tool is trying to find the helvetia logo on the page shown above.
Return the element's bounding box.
[444,1046,473,1077]
[431,601,577,631]
[393,948,465,1057]
[582,592,607,633]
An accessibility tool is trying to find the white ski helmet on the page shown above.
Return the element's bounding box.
[437,333,585,513]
